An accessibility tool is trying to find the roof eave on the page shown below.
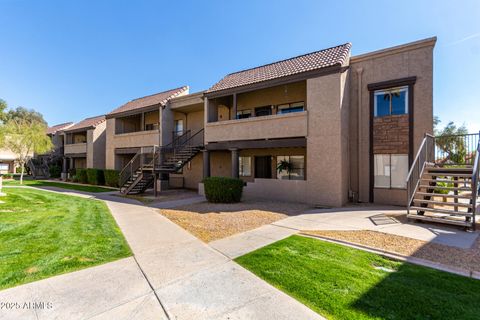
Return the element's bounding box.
[205,64,345,98]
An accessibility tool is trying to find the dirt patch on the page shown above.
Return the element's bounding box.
[302,230,480,272]
[25,267,38,274]
[159,200,308,242]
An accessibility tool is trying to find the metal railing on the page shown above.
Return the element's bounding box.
[406,133,435,212]
[118,145,158,190]
[435,132,479,166]
[160,128,205,168]
[470,132,480,227]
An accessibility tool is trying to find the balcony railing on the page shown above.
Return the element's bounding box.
[205,111,308,143]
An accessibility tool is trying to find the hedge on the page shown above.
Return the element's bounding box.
[76,168,88,184]
[203,176,244,203]
[104,169,120,187]
[49,165,61,178]
[86,168,105,185]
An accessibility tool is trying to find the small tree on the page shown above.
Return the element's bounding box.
[1,109,52,184]
[434,118,469,165]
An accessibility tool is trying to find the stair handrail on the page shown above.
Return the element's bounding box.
[119,152,141,190]
[119,145,160,191]
[406,133,435,211]
[470,131,480,225]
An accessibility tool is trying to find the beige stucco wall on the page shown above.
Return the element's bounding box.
[205,111,307,143]
[105,118,160,169]
[243,178,308,203]
[88,121,106,169]
[305,71,349,207]
[349,38,435,204]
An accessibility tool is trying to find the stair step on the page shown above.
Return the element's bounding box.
[418,185,472,191]
[415,192,472,199]
[407,213,473,227]
[410,206,473,217]
[427,167,473,173]
[424,173,473,178]
[421,178,472,184]
[412,199,473,208]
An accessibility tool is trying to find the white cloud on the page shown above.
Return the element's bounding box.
[446,32,480,46]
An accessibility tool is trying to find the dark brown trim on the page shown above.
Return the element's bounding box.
[64,153,87,158]
[369,90,374,203]
[106,104,161,119]
[205,65,347,99]
[64,126,94,134]
[367,76,417,91]
[206,137,306,151]
[368,77,416,203]
[115,147,141,155]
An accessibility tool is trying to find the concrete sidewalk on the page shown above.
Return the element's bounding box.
[0,190,322,320]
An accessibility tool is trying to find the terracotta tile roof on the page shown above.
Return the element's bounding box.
[65,115,106,132]
[206,43,351,94]
[108,86,188,116]
[46,122,74,135]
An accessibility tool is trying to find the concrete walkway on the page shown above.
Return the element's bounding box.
[0,189,322,320]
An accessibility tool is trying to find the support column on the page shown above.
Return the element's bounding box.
[62,157,68,180]
[232,93,237,120]
[230,148,239,179]
[202,150,210,178]
[69,157,74,170]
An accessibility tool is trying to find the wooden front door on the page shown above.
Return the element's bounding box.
[255,156,272,179]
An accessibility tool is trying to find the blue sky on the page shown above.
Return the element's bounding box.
[0,0,479,132]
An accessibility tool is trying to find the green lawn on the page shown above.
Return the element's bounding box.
[3,179,115,193]
[235,235,480,320]
[0,188,131,290]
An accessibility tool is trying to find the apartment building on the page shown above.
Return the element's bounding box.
[62,115,106,176]
[107,37,435,207]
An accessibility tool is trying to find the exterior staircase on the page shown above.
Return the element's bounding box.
[119,129,204,195]
[27,159,50,179]
[407,133,480,230]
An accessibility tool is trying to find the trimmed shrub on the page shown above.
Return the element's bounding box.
[68,168,77,177]
[104,169,119,188]
[2,173,13,180]
[49,165,61,178]
[76,168,88,184]
[86,168,105,185]
[71,175,79,183]
[203,176,244,203]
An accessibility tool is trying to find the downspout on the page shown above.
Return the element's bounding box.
[356,67,363,202]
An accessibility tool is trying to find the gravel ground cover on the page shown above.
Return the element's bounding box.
[302,229,480,272]
[159,200,308,242]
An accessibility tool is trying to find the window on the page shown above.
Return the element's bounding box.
[236,110,251,119]
[277,102,304,114]
[277,155,305,180]
[0,163,9,171]
[374,86,408,117]
[174,120,184,136]
[374,154,408,188]
[255,106,272,117]
[239,156,252,176]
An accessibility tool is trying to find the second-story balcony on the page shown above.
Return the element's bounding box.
[204,80,308,143]
[64,142,87,154]
[205,110,307,143]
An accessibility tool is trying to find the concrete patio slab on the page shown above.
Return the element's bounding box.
[0,258,151,320]
[156,261,324,320]
[88,293,167,320]
[135,240,229,289]
[210,224,297,259]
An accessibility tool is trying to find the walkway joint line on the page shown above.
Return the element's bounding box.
[132,255,171,320]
